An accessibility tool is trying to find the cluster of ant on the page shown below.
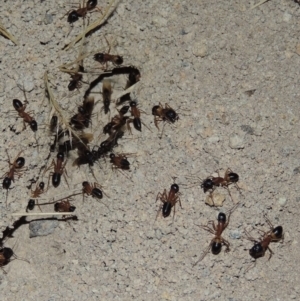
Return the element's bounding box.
[157,169,283,270]
[0,0,283,273]
[0,0,183,272]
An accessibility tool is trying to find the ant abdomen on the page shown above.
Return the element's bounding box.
[13,99,23,110]
[52,173,61,188]
[92,188,103,199]
[249,242,264,259]
[30,120,38,132]
[162,202,172,217]
[211,241,222,255]
[27,199,35,211]
[133,118,142,131]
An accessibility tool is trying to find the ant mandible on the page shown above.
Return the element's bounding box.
[245,214,283,267]
[156,182,182,220]
[201,168,240,204]
[193,203,240,266]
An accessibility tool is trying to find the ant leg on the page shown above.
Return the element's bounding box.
[155,202,163,220]
[200,224,215,235]
[243,228,258,242]
[126,119,133,135]
[263,213,274,229]
[159,122,167,139]
[244,260,257,273]
[222,238,230,253]
[267,246,274,261]
[192,241,213,267]
[104,35,111,55]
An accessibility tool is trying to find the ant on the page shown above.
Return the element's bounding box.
[26,199,35,212]
[68,73,86,91]
[102,79,112,114]
[47,152,68,188]
[66,0,100,24]
[31,181,45,198]
[127,101,142,132]
[193,203,239,266]
[103,108,129,135]
[94,37,123,70]
[2,150,25,206]
[245,215,283,268]
[156,183,182,220]
[110,153,130,170]
[82,181,103,200]
[70,96,95,129]
[152,103,179,137]
[54,199,76,213]
[201,168,240,204]
[0,245,29,274]
[13,98,37,132]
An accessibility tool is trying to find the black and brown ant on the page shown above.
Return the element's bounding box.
[2,150,25,205]
[13,99,37,132]
[102,79,112,114]
[193,204,239,266]
[66,0,100,24]
[47,152,68,188]
[31,181,45,198]
[70,96,95,130]
[54,199,76,213]
[156,183,182,219]
[94,37,123,70]
[68,73,85,91]
[82,181,103,199]
[152,103,179,137]
[245,215,283,267]
[0,245,29,274]
[201,168,240,203]
[103,108,129,135]
[110,153,130,170]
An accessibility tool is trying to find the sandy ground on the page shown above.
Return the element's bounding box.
[0,0,300,300]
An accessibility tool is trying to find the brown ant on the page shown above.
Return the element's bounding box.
[47,152,68,188]
[94,37,123,70]
[244,215,283,269]
[13,98,37,132]
[193,203,239,266]
[156,183,182,220]
[66,0,100,24]
[201,168,240,204]
[103,108,129,135]
[68,73,86,91]
[1,150,25,206]
[31,181,45,198]
[82,181,104,200]
[54,199,76,213]
[0,245,29,274]
[110,153,130,170]
[152,103,179,137]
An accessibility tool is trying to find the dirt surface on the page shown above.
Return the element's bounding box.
[0,0,299,300]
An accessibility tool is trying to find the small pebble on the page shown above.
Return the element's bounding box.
[278,197,287,207]
[29,218,59,238]
[205,193,225,207]
[229,134,245,149]
[229,229,241,239]
[193,42,208,57]
[44,13,53,25]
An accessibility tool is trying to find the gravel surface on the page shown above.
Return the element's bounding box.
[0,0,299,300]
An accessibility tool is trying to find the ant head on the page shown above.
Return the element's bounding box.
[103,122,113,134]
[211,241,222,255]
[249,243,264,259]
[94,53,104,63]
[217,212,227,223]
[68,10,79,24]
[2,247,14,260]
[69,205,76,212]
[228,172,239,183]
[39,182,45,190]
[130,101,137,107]
[92,187,103,199]
[109,153,115,159]
[87,0,97,10]
[152,105,160,116]
[30,120,38,132]
[162,202,172,218]
[171,183,179,193]
[27,199,35,211]
[165,109,178,123]
[13,99,23,110]
[3,177,11,189]
[57,152,64,161]
[273,226,283,239]
[115,56,123,65]
[201,178,214,192]
[68,80,77,91]
[82,181,89,188]
[16,157,25,168]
